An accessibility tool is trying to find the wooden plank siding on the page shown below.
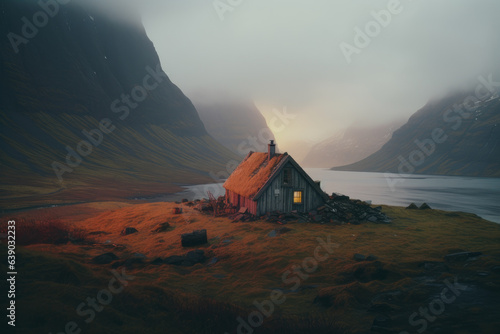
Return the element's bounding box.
[225,189,258,215]
[226,161,325,216]
[254,162,325,216]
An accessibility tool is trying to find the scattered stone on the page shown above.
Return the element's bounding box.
[181,198,189,203]
[181,229,208,247]
[372,314,391,327]
[262,194,390,225]
[121,227,138,236]
[332,194,350,201]
[371,314,393,333]
[419,203,432,210]
[185,250,206,264]
[491,265,500,273]
[88,231,110,236]
[92,252,119,265]
[477,271,489,276]
[313,215,323,222]
[163,255,186,265]
[353,253,366,261]
[406,203,419,210]
[230,212,257,223]
[208,257,219,266]
[195,203,210,212]
[238,207,248,214]
[153,222,171,233]
[444,251,483,262]
[268,227,292,237]
[420,261,449,272]
[151,258,164,265]
[366,254,378,261]
[164,250,206,267]
[112,257,144,269]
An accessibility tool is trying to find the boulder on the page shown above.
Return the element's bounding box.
[406,203,419,210]
[153,222,171,233]
[372,314,391,327]
[353,253,366,261]
[371,315,393,333]
[172,207,183,214]
[112,257,144,269]
[444,251,482,262]
[419,203,432,210]
[268,227,292,237]
[164,255,186,265]
[181,229,208,247]
[121,227,138,236]
[185,250,206,264]
[164,250,206,267]
[92,252,119,264]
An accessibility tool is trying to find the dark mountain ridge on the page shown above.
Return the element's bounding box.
[333,88,500,177]
[0,0,237,209]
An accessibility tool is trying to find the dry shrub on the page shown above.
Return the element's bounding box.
[207,192,230,216]
[1,218,89,245]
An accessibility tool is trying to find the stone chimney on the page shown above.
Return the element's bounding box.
[268,140,276,160]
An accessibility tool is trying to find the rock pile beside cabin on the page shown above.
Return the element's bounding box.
[192,193,391,225]
[263,194,391,225]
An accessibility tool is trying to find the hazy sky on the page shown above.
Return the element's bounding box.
[87,0,500,157]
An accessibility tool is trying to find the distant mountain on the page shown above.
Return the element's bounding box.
[0,0,237,209]
[302,120,404,168]
[195,100,276,156]
[333,90,500,177]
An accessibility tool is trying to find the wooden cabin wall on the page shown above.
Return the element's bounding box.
[225,189,258,215]
[255,162,325,216]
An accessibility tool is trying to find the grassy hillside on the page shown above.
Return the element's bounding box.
[0,0,239,210]
[2,201,500,333]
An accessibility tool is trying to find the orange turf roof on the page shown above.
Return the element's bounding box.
[223,152,288,199]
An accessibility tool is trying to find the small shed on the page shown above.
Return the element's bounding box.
[223,140,328,216]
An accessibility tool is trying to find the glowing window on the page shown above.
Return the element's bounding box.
[293,191,303,204]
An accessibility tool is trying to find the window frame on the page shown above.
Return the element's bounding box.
[293,190,303,205]
[283,168,292,186]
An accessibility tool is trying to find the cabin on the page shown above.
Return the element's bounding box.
[223,140,328,216]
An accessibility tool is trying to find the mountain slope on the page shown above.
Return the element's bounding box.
[0,0,237,209]
[195,100,276,156]
[333,91,500,177]
[302,120,404,168]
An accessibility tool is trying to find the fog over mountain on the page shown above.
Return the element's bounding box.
[77,0,500,158]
